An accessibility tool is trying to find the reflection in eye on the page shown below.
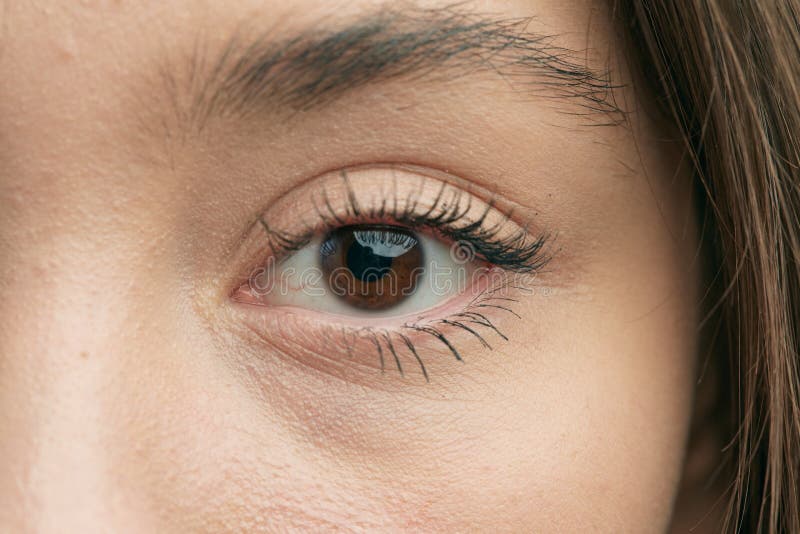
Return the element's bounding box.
[231,166,552,381]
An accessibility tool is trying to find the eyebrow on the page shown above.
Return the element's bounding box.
[171,5,624,129]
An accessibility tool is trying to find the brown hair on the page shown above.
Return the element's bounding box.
[615,1,800,531]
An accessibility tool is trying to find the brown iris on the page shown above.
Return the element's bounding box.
[320,225,424,310]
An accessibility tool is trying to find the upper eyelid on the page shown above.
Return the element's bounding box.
[250,164,537,248]
[222,163,553,299]
[260,165,548,262]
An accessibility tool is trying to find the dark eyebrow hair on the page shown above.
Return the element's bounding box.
[170,5,625,129]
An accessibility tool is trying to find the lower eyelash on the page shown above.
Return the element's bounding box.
[333,276,526,382]
[231,269,535,384]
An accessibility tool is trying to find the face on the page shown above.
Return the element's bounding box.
[0,0,701,531]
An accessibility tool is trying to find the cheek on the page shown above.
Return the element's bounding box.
[134,283,695,532]
[511,297,697,531]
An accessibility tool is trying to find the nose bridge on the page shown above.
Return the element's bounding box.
[0,52,180,529]
[0,5,188,530]
[0,241,139,531]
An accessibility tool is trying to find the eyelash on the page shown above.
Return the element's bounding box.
[269,276,529,383]
[257,170,551,273]
[365,280,527,381]
[240,169,551,382]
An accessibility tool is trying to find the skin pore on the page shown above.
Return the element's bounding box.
[0,1,703,532]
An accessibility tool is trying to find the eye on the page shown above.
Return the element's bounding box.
[246,223,474,318]
[229,165,551,382]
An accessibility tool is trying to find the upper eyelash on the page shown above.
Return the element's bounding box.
[257,169,552,273]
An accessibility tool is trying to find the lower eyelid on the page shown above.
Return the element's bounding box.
[229,274,530,384]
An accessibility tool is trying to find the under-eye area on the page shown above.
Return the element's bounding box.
[228,164,554,382]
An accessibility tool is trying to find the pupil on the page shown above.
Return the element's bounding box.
[346,239,393,281]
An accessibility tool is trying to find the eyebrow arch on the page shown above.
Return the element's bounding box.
[172,5,625,129]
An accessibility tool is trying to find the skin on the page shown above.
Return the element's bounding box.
[0,0,704,532]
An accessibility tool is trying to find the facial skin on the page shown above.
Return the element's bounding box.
[0,1,702,532]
